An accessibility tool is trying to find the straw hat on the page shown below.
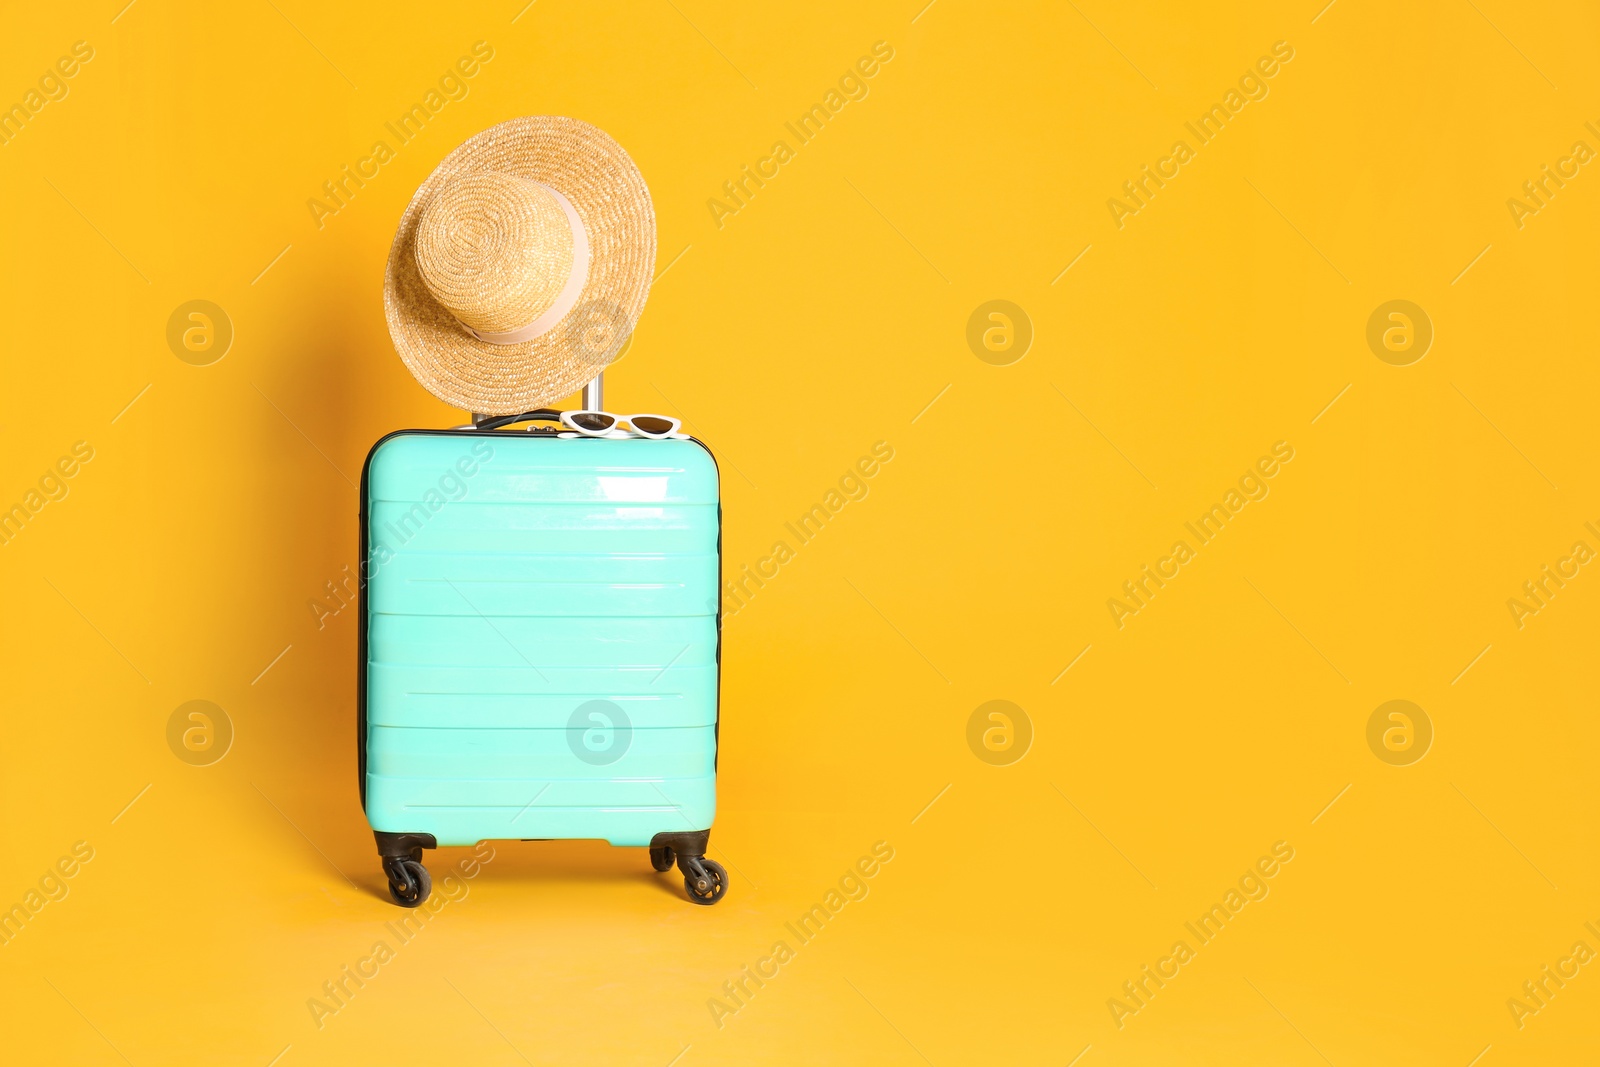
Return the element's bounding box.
[383,116,656,414]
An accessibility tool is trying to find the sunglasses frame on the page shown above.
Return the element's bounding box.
[560,409,683,439]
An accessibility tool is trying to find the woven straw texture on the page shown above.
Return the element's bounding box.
[384,116,655,414]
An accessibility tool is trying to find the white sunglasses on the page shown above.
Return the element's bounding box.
[559,410,682,439]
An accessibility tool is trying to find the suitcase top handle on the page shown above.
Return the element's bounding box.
[474,409,566,432]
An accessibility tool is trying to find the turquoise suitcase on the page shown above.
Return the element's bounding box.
[358,410,726,905]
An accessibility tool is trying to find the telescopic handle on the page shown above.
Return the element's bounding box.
[471,372,603,428]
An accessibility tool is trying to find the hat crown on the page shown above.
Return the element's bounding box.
[413,172,575,333]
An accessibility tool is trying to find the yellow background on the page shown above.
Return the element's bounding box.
[3,1,1598,1063]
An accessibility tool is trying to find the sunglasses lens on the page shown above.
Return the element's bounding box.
[631,416,675,436]
[571,413,615,432]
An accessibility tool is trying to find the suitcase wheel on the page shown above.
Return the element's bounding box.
[681,857,727,906]
[649,846,676,872]
[383,857,431,908]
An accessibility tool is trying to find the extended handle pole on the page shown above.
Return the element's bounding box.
[470,372,603,428]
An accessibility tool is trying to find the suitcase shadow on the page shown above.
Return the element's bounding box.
[409,840,690,902]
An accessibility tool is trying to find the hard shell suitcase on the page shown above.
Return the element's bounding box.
[357,407,725,905]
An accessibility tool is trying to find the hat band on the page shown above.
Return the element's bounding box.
[462,184,591,346]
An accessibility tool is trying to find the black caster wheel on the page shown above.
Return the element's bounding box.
[681,858,727,905]
[650,846,676,872]
[384,858,431,908]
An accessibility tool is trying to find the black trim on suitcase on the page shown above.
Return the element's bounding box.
[356,421,724,906]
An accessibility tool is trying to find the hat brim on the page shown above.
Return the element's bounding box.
[384,116,655,414]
